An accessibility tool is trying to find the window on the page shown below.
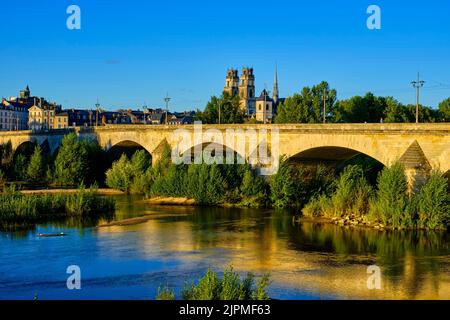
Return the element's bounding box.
[266,104,269,110]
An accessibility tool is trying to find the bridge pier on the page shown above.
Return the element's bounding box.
[404,167,430,195]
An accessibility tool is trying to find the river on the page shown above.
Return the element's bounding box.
[0,195,449,300]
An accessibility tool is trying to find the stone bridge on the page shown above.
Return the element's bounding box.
[0,123,449,191]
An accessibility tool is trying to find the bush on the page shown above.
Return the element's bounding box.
[303,165,372,218]
[106,150,152,193]
[269,158,296,208]
[11,153,28,181]
[369,163,410,228]
[180,267,270,301]
[415,171,450,230]
[156,285,175,300]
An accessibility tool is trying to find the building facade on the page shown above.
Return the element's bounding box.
[28,102,68,131]
[0,98,29,131]
[255,89,274,123]
[223,66,281,119]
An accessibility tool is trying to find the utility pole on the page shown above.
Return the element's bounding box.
[164,93,171,125]
[411,73,425,124]
[323,89,327,124]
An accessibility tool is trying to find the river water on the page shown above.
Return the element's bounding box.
[0,195,449,300]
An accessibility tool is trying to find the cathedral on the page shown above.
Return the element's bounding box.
[223,66,282,123]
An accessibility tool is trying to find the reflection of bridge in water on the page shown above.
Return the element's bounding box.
[0,123,449,190]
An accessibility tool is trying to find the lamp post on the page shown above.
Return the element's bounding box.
[164,93,171,125]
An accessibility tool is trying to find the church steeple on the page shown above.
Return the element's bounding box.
[273,64,279,105]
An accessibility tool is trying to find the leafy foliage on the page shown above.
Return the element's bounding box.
[27,146,45,183]
[196,93,245,124]
[180,267,270,301]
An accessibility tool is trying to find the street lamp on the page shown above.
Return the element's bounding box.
[164,93,171,125]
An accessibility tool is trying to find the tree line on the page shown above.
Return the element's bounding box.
[195,82,450,124]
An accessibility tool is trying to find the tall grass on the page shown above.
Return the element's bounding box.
[156,267,270,300]
[0,185,115,230]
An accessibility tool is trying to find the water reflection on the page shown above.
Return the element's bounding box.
[0,195,449,300]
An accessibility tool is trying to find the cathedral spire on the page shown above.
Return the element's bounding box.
[273,64,279,105]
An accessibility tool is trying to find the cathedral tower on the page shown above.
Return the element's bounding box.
[239,67,256,114]
[223,69,239,97]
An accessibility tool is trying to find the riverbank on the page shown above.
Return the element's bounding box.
[145,196,196,206]
[20,188,125,196]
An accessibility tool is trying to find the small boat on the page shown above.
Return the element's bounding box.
[38,232,67,238]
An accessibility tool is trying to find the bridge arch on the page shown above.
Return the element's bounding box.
[107,140,152,163]
[177,142,246,164]
[288,146,386,166]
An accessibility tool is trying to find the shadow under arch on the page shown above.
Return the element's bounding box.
[288,146,385,184]
[107,140,152,164]
[13,140,38,161]
[444,170,450,189]
[178,142,246,164]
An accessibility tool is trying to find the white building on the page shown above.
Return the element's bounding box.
[0,98,29,131]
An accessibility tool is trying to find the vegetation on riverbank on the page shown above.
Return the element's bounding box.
[303,164,450,230]
[0,133,108,189]
[1,132,448,232]
[156,267,270,300]
[0,185,115,231]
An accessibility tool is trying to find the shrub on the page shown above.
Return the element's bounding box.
[270,158,296,208]
[156,285,175,300]
[303,165,372,218]
[106,150,152,193]
[369,163,409,227]
[415,171,450,230]
[180,267,270,301]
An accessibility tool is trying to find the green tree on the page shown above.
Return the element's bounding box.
[105,154,133,191]
[53,133,88,186]
[275,81,336,123]
[334,93,385,123]
[270,158,296,208]
[11,153,28,181]
[196,93,245,124]
[438,98,450,122]
[383,97,412,123]
[27,145,45,183]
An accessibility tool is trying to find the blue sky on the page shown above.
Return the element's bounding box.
[1,0,450,111]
